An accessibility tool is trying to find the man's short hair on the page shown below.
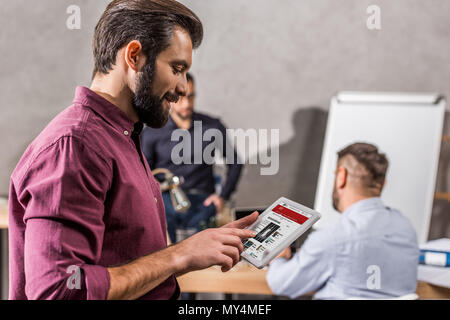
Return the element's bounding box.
[337,142,389,195]
[92,0,203,77]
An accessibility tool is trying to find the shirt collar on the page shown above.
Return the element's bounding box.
[342,197,384,218]
[73,86,137,135]
[132,122,144,139]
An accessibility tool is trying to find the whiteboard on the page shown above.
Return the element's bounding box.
[313,92,446,244]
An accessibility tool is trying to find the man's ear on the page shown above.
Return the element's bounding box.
[124,40,145,72]
[336,166,347,189]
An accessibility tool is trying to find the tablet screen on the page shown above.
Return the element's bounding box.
[243,202,312,262]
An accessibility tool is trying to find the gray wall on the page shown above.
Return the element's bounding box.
[0,0,449,239]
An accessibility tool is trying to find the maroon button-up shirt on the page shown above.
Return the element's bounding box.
[9,86,178,300]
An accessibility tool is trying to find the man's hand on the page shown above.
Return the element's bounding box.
[173,211,259,274]
[107,212,259,300]
[274,247,292,261]
[203,194,224,213]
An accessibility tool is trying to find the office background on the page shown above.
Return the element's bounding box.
[0,0,449,240]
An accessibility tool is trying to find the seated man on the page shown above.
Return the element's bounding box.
[142,73,243,243]
[267,142,419,299]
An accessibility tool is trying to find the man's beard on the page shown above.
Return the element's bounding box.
[132,62,178,129]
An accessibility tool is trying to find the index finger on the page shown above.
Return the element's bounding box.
[222,228,256,239]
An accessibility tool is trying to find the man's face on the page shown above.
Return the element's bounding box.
[172,80,195,120]
[132,27,193,128]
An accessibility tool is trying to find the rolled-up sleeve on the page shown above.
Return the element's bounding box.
[17,136,112,300]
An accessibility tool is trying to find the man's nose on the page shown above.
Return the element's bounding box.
[176,74,188,97]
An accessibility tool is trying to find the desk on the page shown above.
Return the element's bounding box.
[177,262,273,296]
[177,262,450,300]
[416,281,450,299]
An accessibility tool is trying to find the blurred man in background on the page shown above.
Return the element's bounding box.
[142,73,243,243]
[267,142,419,299]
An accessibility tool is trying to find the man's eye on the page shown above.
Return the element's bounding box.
[173,67,182,75]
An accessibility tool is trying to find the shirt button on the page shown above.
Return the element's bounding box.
[124,130,129,136]
[154,197,158,204]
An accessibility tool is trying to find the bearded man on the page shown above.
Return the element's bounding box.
[8,0,257,300]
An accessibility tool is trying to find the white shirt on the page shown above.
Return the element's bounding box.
[266,197,419,299]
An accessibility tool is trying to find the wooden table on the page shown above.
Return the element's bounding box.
[177,262,274,296]
[177,262,450,300]
[416,281,450,299]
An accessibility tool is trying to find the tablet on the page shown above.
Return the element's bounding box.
[241,197,321,269]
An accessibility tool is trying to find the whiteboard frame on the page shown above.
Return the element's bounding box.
[313,92,446,244]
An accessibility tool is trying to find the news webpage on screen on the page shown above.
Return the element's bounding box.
[243,203,311,261]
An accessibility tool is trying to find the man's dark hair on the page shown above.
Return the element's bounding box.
[337,142,389,194]
[92,0,203,78]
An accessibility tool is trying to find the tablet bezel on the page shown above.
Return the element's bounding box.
[241,197,321,269]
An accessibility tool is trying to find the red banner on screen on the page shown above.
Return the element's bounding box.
[273,205,309,225]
